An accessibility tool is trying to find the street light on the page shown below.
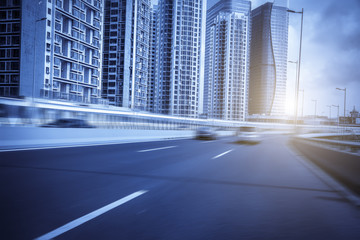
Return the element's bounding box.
[32,17,47,102]
[332,104,339,125]
[31,16,46,121]
[311,99,317,119]
[288,60,298,119]
[287,8,304,127]
[326,105,331,120]
[299,89,304,117]
[336,87,346,118]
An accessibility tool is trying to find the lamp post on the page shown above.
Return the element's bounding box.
[32,17,47,102]
[332,104,339,125]
[299,89,304,117]
[326,105,331,120]
[31,16,46,122]
[288,60,298,120]
[312,99,317,120]
[287,8,304,127]
[336,87,346,117]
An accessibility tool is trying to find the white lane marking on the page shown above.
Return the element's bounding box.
[0,138,188,153]
[212,149,233,159]
[34,190,147,240]
[137,145,176,153]
[201,140,217,144]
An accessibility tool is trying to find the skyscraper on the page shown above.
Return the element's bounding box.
[0,0,104,103]
[147,5,157,113]
[204,0,251,121]
[102,0,151,110]
[0,0,21,97]
[153,0,206,118]
[248,1,289,116]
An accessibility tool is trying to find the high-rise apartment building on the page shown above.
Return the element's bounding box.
[248,1,289,116]
[153,0,206,118]
[147,5,157,112]
[0,0,21,97]
[204,0,251,121]
[102,0,151,110]
[0,0,104,103]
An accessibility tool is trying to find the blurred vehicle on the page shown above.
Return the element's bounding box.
[195,127,216,140]
[40,118,95,128]
[236,126,262,144]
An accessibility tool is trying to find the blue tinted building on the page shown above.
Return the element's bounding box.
[204,0,251,121]
[248,1,289,116]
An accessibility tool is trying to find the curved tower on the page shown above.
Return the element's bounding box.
[248,1,289,116]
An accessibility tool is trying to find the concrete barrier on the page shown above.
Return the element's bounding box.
[291,137,360,195]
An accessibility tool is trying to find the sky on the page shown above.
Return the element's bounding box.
[153,0,360,118]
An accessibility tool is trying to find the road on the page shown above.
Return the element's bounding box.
[1,135,360,240]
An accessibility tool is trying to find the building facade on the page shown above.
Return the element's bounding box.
[0,0,21,97]
[147,4,157,112]
[102,0,150,110]
[248,1,289,116]
[0,0,104,103]
[204,0,251,121]
[153,0,206,118]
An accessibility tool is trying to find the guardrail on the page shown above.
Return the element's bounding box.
[297,133,360,155]
[291,134,360,195]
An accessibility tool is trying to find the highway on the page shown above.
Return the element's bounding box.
[1,135,360,240]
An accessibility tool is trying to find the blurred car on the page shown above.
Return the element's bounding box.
[195,127,216,140]
[40,118,95,128]
[236,126,262,144]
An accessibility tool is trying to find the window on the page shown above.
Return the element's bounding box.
[0,36,6,45]
[54,68,60,77]
[12,36,20,44]
[12,49,19,57]
[48,8,51,15]
[55,22,61,31]
[54,45,61,54]
[0,24,6,33]
[0,11,6,19]
[54,57,60,66]
[11,75,19,83]
[11,62,19,70]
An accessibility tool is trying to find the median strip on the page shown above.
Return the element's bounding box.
[137,146,177,153]
[34,190,148,240]
[212,149,233,159]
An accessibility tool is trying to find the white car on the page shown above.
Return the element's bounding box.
[236,126,262,144]
[195,127,217,140]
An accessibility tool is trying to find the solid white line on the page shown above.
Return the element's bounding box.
[137,145,177,153]
[34,190,147,240]
[212,149,233,159]
[201,140,217,144]
[0,138,186,153]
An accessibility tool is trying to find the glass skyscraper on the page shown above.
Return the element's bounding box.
[248,1,289,116]
[204,0,251,121]
[153,0,206,118]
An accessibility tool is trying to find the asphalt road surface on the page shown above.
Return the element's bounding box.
[1,135,360,240]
